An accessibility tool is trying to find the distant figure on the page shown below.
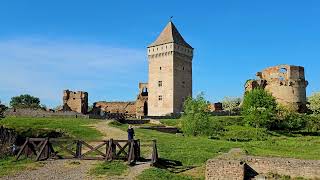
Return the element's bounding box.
[127,125,135,140]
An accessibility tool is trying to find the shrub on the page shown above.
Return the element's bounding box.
[242,88,277,129]
[181,93,213,136]
[306,115,320,132]
[274,106,308,131]
[10,94,41,109]
[307,92,320,115]
[221,125,269,141]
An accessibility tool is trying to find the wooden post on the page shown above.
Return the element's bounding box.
[151,139,158,165]
[105,140,109,161]
[127,140,135,165]
[76,140,82,158]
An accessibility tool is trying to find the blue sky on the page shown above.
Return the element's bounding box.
[0,0,320,107]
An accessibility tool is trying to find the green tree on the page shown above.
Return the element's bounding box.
[222,96,241,115]
[307,92,320,115]
[181,93,212,136]
[0,101,7,119]
[10,94,41,109]
[241,88,277,129]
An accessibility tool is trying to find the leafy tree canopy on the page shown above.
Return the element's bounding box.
[10,94,41,109]
[182,93,212,136]
[241,88,278,129]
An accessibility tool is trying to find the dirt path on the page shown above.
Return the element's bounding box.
[1,160,96,180]
[90,121,127,140]
[2,120,150,180]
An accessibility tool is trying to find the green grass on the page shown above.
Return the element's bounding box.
[0,117,103,140]
[160,116,243,128]
[89,161,128,176]
[160,119,182,127]
[0,156,39,177]
[111,122,320,179]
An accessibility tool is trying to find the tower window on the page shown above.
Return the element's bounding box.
[182,81,185,88]
[160,67,162,70]
[158,81,162,87]
[182,66,185,70]
[158,95,163,101]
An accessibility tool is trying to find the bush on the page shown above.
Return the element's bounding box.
[274,106,308,131]
[308,92,320,115]
[242,88,277,129]
[181,93,213,136]
[306,115,320,132]
[10,94,41,109]
[221,125,269,141]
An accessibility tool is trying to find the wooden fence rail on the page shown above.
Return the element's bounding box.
[16,138,159,165]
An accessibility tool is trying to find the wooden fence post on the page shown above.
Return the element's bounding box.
[151,139,158,165]
[76,140,82,158]
[127,140,135,165]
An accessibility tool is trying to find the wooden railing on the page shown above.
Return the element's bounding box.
[16,138,159,165]
[16,138,141,164]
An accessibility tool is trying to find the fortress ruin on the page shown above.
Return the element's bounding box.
[245,65,308,112]
[62,90,88,114]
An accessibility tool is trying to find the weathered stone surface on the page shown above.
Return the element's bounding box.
[245,65,308,112]
[62,90,88,114]
[206,149,320,180]
[147,21,193,116]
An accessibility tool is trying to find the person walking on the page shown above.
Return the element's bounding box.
[127,125,135,140]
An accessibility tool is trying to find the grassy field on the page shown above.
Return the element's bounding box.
[1,116,319,179]
[111,119,320,179]
[0,117,103,140]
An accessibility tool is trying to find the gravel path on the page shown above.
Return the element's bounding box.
[1,160,95,180]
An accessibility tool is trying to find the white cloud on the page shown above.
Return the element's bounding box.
[0,38,147,107]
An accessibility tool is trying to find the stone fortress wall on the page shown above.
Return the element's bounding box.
[62,90,88,114]
[206,149,320,180]
[245,64,308,112]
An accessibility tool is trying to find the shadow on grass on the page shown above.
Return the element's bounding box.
[153,158,196,173]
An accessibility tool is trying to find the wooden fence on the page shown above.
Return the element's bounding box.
[16,138,158,165]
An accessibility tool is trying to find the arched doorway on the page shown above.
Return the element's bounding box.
[143,101,148,116]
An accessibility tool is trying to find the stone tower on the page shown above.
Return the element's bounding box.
[147,21,193,116]
[62,90,88,114]
[245,65,308,112]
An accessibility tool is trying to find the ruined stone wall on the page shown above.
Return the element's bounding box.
[4,108,89,118]
[206,159,244,180]
[244,156,320,179]
[135,83,148,118]
[93,101,136,115]
[206,155,320,179]
[245,65,308,112]
[63,90,88,114]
